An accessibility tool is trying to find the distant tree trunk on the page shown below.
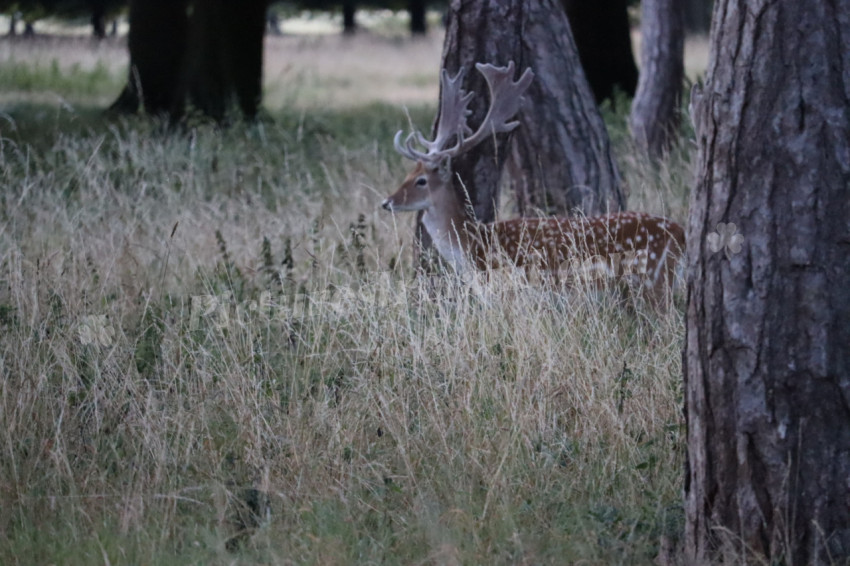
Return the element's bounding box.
[181,0,268,121]
[629,0,684,158]
[23,21,35,36]
[342,0,356,34]
[8,12,17,36]
[562,0,638,105]
[91,2,107,39]
[267,9,282,36]
[109,0,267,122]
[409,0,427,35]
[109,0,189,115]
[225,0,267,119]
[684,0,850,564]
[683,0,712,34]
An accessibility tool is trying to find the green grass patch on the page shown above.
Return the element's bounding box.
[0,59,124,100]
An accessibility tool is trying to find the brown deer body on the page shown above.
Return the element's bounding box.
[382,62,685,306]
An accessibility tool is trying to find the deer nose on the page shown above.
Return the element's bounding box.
[381,199,392,211]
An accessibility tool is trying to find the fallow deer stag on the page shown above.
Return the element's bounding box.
[381,62,685,307]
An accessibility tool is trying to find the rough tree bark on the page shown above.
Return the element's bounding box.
[432,0,624,226]
[562,0,638,105]
[629,0,684,158]
[684,0,850,564]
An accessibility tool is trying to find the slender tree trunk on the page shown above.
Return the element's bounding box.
[8,12,17,36]
[629,0,684,158]
[342,0,356,35]
[684,0,850,564]
[562,0,638,105]
[91,2,107,39]
[409,0,427,35]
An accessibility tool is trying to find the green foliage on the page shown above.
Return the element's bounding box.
[0,59,123,98]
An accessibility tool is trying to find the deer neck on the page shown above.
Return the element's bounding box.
[421,186,479,274]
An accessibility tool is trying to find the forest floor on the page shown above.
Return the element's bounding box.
[0,15,703,565]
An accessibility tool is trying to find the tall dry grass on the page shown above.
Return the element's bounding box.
[0,21,695,564]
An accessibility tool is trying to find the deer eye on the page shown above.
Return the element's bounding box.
[415,176,428,189]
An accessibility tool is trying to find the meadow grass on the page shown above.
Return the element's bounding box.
[0,28,693,565]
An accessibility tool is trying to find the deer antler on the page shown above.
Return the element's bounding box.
[394,66,474,162]
[394,61,534,164]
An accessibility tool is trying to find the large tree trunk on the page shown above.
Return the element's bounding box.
[684,0,850,564]
[181,0,268,121]
[110,0,267,122]
[109,0,189,116]
[562,0,638,105]
[629,0,684,158]
[434,0,624,225]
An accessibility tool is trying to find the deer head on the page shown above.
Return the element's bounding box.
[381,62,534,216]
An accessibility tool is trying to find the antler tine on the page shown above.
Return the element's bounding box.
[427,67,475,155]
[393,63,534,164]
[393,130,428,162]
[392,67,475,164]
[443,62,535,158]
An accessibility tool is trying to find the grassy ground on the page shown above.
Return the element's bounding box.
[0,24,696,565]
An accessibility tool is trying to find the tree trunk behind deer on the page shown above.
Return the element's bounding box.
[417,0,625,267]
[629,0,684,159]
[684,0,850,563]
